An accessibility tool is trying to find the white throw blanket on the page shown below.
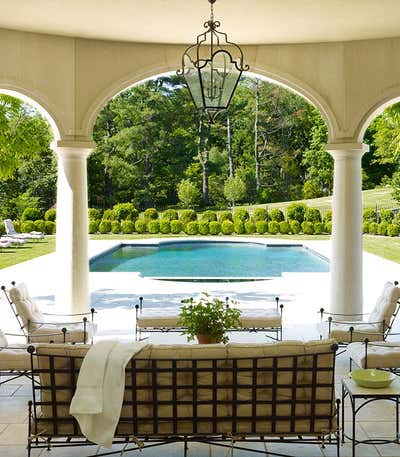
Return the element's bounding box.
[70,340,148,448]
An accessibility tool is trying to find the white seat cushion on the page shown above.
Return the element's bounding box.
[9,283,44,328]
[347,341,400,369]
[29,322,97,344]
[0,344,34,371]
[318,321,383,342]
[0,330,8,347]
[369,281,400,325]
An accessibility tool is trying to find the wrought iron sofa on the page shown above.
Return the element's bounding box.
[135,296,284,341]
[27,339,340,457]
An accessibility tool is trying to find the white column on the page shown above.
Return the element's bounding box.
[55,142,94,314]
[327,142,369,318]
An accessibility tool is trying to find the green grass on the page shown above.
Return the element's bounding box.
[363,235,400,263]
[0,236,56,269]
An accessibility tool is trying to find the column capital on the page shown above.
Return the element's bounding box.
[55,140,95,159]
[326,142,369,156]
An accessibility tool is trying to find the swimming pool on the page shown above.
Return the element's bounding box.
[90,241,329,279]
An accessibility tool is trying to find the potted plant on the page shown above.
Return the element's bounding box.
[178,293,241,344]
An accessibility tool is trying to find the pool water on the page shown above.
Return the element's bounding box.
[90,242,329,278]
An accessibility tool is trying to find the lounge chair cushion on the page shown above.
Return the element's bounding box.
[317,321,384,343]
[347,341,400,369]
[0,330,8,347]
[369,281,400,326]
[0,344,34,371]
[9,283,44,328]
[29,322,96,344]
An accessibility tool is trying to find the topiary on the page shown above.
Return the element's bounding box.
[148,220,160,234]
[305,207,322,223]
[221,220,234,235]
[102,209,115,220]
[201,210,217,222]
[380,209,394,223]
[21,207,42,222]
[234,221,245,235]
[209,221,221,235]
[268,221,279,234]
[171,220,183,234]
[218,211,233,223]
[301,221,314,235]
[377,221,388,236]
[34,220,46,233]
[279,221,290,234]
[111,221,121,234]
[323,210,332,223]
[286,203,307,223]
[162,209,179,221]
[198,220,209,235]
[233,208,249,223]
[13,220,21,233]
[269,208,284,222]
[256,220,268,234]
[21,220,35,233]
[325,221,332,234]
[388,223,400,237]
[180,209,197,225]
[88,208,102,220]
[368,222,378,235]
[121,220,134,234]
[44,208,56,222]
[362,221,369,234]
[113,203,138,221]
[44,221,56,235]
[135,219,147,234]
[363,208,377,223]
[185,221,199,235]
[143,208,158,220]
[88,220,99,234]
[0,224,5,236]
[289,220,300,234]
[253,208,268,222]
[99,220,111,234]
[244,221,256,234]
[313,222,325,235]
[159,219,171,234]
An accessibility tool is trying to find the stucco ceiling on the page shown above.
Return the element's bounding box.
[1,0,400,45]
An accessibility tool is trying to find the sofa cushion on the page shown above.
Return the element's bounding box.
[9,283,44,328]
[0,329,8,347]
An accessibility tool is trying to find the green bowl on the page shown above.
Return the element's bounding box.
[351,369,395,388]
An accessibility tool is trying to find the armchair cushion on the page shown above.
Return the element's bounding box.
[347,341,400,369]
[0,329,8,347]
[0,344,34,371]
[369,281,400,326]
[9,283,44,328]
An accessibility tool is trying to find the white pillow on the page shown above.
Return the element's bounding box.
[369,282,400,326]
[9,283,44,328]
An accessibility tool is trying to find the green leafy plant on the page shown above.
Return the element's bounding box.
[111,221,121,234]
[159,219,171,234]
[256,220,268,234]
[162,209,179,221]
[269,208,284,222]
[287,203,307,223]
[388,223,400,237]
[185,221,199,235]
[135,219,147,234]
[171,220,183,234]
[221,220,234,235]
[201,210,217,222]
[44,221,56,234]
[244,220,256,234]
[88,208,102,221]
[21,207,42,222]
[99,220,111,234]
[253,208,268,222]
[218,211,233,223]
[148,220,160,234]
[89,220,99,234]
[198,220,209,235]
[209,221,221,235]
[279,221,290,234]
[234,221,245,234]
[178,293,242,344]
[44,208,56,222]
[144,208,158,220]
[268,221,279,234]
[121,220,134,234]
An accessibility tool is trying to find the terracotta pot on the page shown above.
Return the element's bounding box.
[196,334,220,344]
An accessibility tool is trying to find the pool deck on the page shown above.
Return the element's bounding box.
[1,237,400,456]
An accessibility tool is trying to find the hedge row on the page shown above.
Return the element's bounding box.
[0,219,56,235]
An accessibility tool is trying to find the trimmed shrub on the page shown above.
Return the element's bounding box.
[34,220,46,233]
[111,221,121,234]
[244,221,256,234]
[253,208,268,222]
[88,208,102,220]
[388,223,400,237]
[218,211,233,223]
[287,203,307,223]
[377,221,388,236]
[0,225,5,236]
[198,220,209,235]
[143,208,158,220]
[290,220,300,234]
[313,222,325,235]
[99,220,111,234]
[121,220,134,234]
[268,221,279,235]
[362,221,370,234]
[301,221,314,235]
[159,219,171,234]
[171,220,183,234]
[363,208,377,223]
[233,208,249,223]
[256,220,268,234]
[162,209,178,221]
[135,219,147,234]
[113,203,138,221]
[185,221,198,235]
[234,221,245,235]
[323,210,332,223]
[279,221,290,234]
[209,221,221,235]
[221,220,234,235]
[380,209,394,223]
[201,210,217,222]
[325,221,332,235]
[88,220,99,234]
[21,220,35,233]
[148,220,160,234]
[21,207,41,222]
[180,209,197,225]
[44,221,56,235]
[13,220,21,233]
[44,208,56,222]
[305,207,322,223]
[368,222,378,235]
[269,208,284,222]
[102,209,115,220]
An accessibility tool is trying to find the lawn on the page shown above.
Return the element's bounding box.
[1,233,399,269]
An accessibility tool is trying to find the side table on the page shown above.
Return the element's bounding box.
[341,376,400,457]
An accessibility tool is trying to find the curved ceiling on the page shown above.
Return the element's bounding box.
[1,0,400,45]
